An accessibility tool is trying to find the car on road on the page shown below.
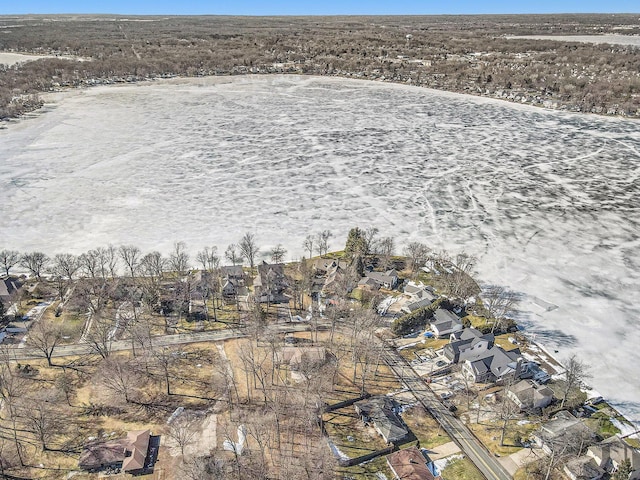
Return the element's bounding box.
[442,399,457,412]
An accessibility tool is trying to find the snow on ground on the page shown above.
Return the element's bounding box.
[506,34,640,47]
[1,75,640,422]
[0,51,89,66]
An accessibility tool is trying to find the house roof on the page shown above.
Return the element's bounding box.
[78,439,127,470]
[431,309,462,335]
[465,346,521,380]
[445,328,494,357]
[564,456,605,480]
[79,429,151,472]
[387,446,440,480]
[358,277,380,288]
[588,436,640,470]
[508,380,554,407]
[404,296,434,312]
[122,430,151,472]
[365,270,398,286]
[220,265,244,278]
[355,396,408,444]
[0,277,21,301]
[278,346,326,367]
[541,411,594,440]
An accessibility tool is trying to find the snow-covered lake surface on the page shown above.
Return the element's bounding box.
[506,34,640,47]
[1,75,639,422]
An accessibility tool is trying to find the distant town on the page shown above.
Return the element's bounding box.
[1,227,638,479]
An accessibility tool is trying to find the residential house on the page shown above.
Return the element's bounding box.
[254,261,289,304]
[430,309,463,338]
[531,411,596,455]
[461,345,532,384]
[364,269,399,290]
[220,265,245,282]
[506,379,554,411]
[0,276,21,304]
[402,283,438,314]
[322,263,348,296]
[443,328,494,363]
[386,446,443,480]
[587,436,640,479]
[355,396,409,444]
[79,430,157,475]
[311,258,348,275]
[563,456,606,480]
[358,276,380,290]
[277,346,327,382]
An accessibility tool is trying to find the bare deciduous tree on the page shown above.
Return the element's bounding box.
[19,251,50,279]
[225,244,243,266]
[560,354,591,409]
[27,320,62,367]
[302,235,314,259]
[238,233,259,270]
[196,246,219,272]
[315,230,332,257]
[170,241,190,275]
[270,244,287,264]
[404,241,431,272]
[166,412,199,457]
[119,245,141,279]
[0,250,20,276]
[482,285,519,333]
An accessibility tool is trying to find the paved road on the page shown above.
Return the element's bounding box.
[6,322,316,361]
[381,347,513,480]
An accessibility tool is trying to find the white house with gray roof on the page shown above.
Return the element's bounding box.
[430,308,463,338]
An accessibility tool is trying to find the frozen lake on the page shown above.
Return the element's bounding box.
[1,75,639,422]
[506,34,640,47]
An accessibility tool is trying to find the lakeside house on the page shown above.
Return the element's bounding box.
[506,379,554,411]
[461,345,532,384]
[586,435,640,479]
[430,308,463,338]
[254,261,289,304]
[532,411,596,455]
[364,269,399,290]
[401,282,438,314]
[563,456,606,480]
[443,328,494,363]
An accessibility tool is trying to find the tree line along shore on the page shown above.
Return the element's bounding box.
[1,14,640,120]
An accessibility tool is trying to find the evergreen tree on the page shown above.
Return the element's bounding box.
[344,227,367,260]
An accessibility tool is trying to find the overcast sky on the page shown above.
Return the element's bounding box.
[2,0,639,15]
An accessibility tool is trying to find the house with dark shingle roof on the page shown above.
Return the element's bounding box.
[364,269,399,290]
[443,328,494,363]
[254,261,289,304]
[430,308,463,338]
[355,396,409,444]
[461,345,529,383]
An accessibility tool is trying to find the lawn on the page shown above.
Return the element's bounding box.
[469,419,540,456]
[440,457,485,480]
[401,404,452,449]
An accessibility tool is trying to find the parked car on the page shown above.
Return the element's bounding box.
[585,396,604,406]
[436,360,448,368]
[440,391,453,400]
[442,399,457,412]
